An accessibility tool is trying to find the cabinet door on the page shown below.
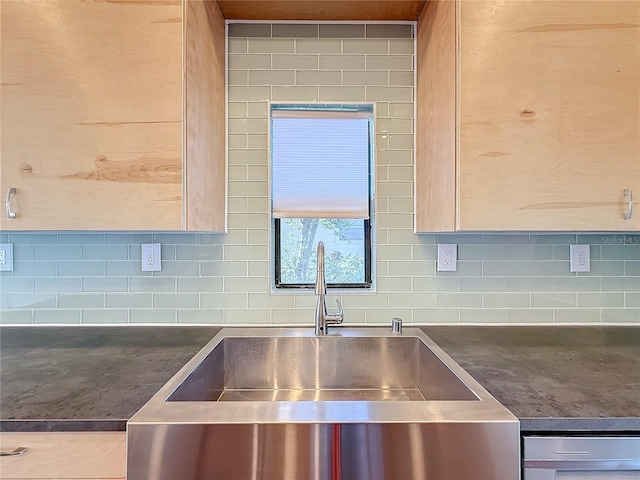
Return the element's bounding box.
[0,0,182,230]
[0,432,125,479]
[458,1,639,231]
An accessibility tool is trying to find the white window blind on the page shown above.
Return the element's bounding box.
[271,111,371,219]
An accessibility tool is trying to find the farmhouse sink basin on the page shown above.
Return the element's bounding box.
[127,327,519,479]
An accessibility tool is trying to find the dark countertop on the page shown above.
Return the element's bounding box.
[1,325,638,433]
[422,326,640,433]
[0,326,220,432]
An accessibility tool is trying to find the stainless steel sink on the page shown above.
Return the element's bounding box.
[127,327,520,479]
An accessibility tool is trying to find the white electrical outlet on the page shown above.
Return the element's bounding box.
[0,243,14,271]
[437,244,457,272]
[141,243,161,272]
[570,244,590,272]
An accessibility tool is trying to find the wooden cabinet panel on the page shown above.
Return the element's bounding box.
[0,0,227,232]
[0,432,125,479]
[1,0,183,231]
[416,0,640,232]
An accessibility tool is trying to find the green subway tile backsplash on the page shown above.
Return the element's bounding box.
[0,25,638,326]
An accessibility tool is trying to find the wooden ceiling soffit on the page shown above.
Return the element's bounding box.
[216,1,427,21]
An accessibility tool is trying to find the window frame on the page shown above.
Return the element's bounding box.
[271,104,374,290]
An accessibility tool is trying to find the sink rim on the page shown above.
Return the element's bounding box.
[128,327,518,426]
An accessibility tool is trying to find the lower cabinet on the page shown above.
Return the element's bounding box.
[0,432,125,479]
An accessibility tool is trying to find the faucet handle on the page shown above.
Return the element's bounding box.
[334,299,343,317]
[325,298,344,325]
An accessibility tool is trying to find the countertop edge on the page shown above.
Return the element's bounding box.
[1,419,127,433]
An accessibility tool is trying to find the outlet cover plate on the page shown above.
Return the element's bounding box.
[0,243,14,271]
[141,243,161,272]
[437,244,457,272]
[570,244,590,272]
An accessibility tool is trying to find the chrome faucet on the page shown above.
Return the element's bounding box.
[314,241,343,335]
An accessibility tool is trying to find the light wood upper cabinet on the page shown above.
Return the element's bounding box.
[416,0,640,232]
[0,0,226,231]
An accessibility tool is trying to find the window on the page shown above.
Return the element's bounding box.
[271,104,374,289]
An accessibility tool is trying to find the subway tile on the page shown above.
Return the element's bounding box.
[376,150,413,166]
[9,293,56,309]
[376,101,389,117]
[224,276,269,293]
[35,278,80,293]
[0,310,33,324]
[389,293,434,308]
[106,261,144,277]
[229,180,268,197]
[177,244,223,261]
[229,86,272,102]
[377,118,413,135]
[624,234,640,245]
[376,276,412,292]
[228,134,247,149]
[296,38,341,54]
[130,277,175,292]
[437,293,482,308]
[342,293,388,309]
[82,245,128,260]
[531,293,577,308]
[459,277,508,292]
[153,293,199,309]
[412,277,459,293]
[228,197,248,213]
[10,233,58,244]
[528,261,573,277]
[247,102,268,118]
[294,293,319,309]
[389,71,414,86]
[296,70,341,85]
[228,23,271,38]
[249,70,295,86]
[228,165,247,181]
[228,70,248,86]
[388,260,433,277]
[601,244,640,260]
[58,261,104,277]
[366,24,413,39]
[554,245,570,260]
[248,261,269,277]
[225,308,270,324]
[482,261,529,277]
[58,233,105,244]
[388,102,414,118]
[388,166,414,182]
[507,309,553,323]
[625,293,640,308]
[106,293,153,308]
[389,39,414,54]
[460,309,508,323]
[377,244,412,261]
[178,277,224,292]
[438,261,483,277]
[554,277,600,292]
[201,292,247,308]
[388,133,414,149]
[601,309,640,323]
[229,54,271,70]
[248,293,294,308]
[459,245,506,261]
[343,70,388,86]
[554,309,600,323]
[153,261,199,277]
[178,309,224,324]
[366,55,412,71]
[577,292,624,308]
[273,24,318,38]
[130,309,176,324]
[249,38,294,53]
[600,276,640,292]
[34,310,80,324]
[34,245,80,261]
[582,261,625,276]
[82,277,128,292]
[507,277,554,292]
[272,86,319,101]
[385,229,418,245]
[506,245,554,260]
[106,233,152,244]
[365,308,412,324]
[199,234,226,245]
[388,197,414,213]
[12,244,33,261]
[319,54,365,70]
[59,294,104,309]
[577,233,624,245]
[0,278,34,293]
[228,149,268,165]
[82,309,128,324]
[413,308,460,324]
[530,234,576,244]
[228,37,247,54]
[248,165,268,181]
[377,213,413,230]
[228,118,268,134]
[319,86,366,101]
[224,245,268,261]
[436,234,483,244]
[484,293,530,308]
[200,261,247,277]
[343,39,388,54]
[625,261,640,275]
[372,182,412,198]
[272,54,318,70]
[482,234,529,245]
[319,24,365,38]
[366,86,413,102]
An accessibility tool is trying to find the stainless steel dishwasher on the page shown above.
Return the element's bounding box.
[523,436,640,479]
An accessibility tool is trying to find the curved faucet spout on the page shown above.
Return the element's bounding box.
[314,241,344,335]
